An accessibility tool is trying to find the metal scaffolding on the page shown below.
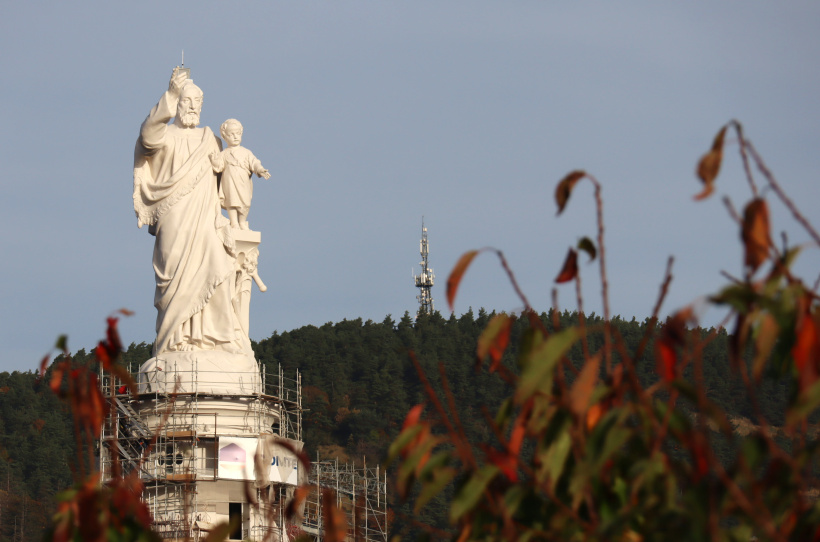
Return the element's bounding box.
[99,361,303,541]
[99,361,388,541]
[299,458,388,542]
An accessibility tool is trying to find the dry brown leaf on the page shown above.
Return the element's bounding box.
[741,198,771,271]
[555,248,578,284]
[555,170,585,215]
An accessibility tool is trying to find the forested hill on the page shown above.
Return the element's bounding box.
[253,309,790,462]
[0,309,791,539]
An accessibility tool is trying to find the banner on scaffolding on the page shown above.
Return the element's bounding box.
[257,435,302,487]
[218,437,256,481]
[217,436,301,486]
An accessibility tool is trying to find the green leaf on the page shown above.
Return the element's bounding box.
[418,450,451,479]
[397,435,441,498]
[502,485,528,518]
[577,237,597,262]
[516,328,581,403]
[494,397,514,431]
[449,465,499,522]
[386,424,425,464]
[587,424,629,488]
[544,431,571,492]
[787,379,820,426]
[55,335,68,352]
[202,520,233,542]
[710,283,758,312]
[415,466,456,514]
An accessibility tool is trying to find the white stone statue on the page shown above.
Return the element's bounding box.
[209,119,271,230]
[133,67,245,357]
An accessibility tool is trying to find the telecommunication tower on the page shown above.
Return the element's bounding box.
[414,220,435,315]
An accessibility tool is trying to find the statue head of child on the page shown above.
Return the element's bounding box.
[220,119,243,148]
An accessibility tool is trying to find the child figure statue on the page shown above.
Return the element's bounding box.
[209,119,271,230]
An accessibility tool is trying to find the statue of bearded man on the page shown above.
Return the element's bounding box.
[133,67,241,356]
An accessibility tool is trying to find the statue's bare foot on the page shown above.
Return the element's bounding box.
[179,343,195,352]
[240,221,250,230]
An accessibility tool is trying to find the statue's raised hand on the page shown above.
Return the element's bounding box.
[168,66,189,96]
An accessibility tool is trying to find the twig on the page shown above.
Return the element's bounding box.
[731,121,759,198]
[588,175,613,374]
[408,352,476,468]
[438,362,471,461]
[632,257,674,364]
[747,141,820,247]
[575,274,590,361]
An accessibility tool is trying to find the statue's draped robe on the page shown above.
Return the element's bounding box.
[133,90,238,356]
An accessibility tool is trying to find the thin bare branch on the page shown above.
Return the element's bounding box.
[587,175,613,374]
[747,141,820,247]
[730,120,759,198]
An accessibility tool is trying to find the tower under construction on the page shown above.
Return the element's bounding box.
[413,220,435,315]
[100,65,388,542]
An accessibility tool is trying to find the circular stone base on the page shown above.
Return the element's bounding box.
[138,350,262,395]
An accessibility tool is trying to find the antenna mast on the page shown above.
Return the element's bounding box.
[414,219,435,315]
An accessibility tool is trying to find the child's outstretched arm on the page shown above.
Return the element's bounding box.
[256,167,271,180]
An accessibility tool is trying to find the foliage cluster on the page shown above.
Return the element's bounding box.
[388,122,820,540]
[1,121,814,540]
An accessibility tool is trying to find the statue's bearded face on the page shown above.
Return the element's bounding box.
[177,88,203,127]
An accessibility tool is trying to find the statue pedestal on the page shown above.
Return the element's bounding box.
[138,350,262,395]
[233,229,261,258]
[232,229,264,336]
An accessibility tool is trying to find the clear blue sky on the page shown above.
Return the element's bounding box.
[1,2,819,371]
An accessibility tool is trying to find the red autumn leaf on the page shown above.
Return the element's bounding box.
[690,433,710,482]
[285,485,311,519]
[95,343,111,370]
[656,338,677,382]
[792,299,820,391]
[86,374,107,438]
[49,363,65,395]
[476,313,516,372]
[447,250,480,311]
[486,448,518,482]
[664,307,694,345]
[741,198,771,272]
[570,352,601,417]
[508,400,532,456]
[322,490,348,542]
[271,437,312,472]
[403,404,425,431]
[39,354,50,378]
[555,170,586,215]
[555,248,578,283]
[400,404,433,467]
[694,125,727,200]
[105,317,122,358]
[585,403,604,431]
